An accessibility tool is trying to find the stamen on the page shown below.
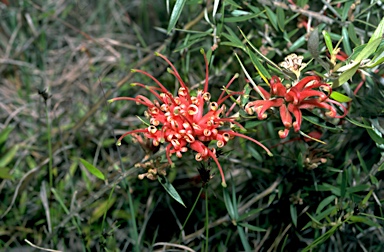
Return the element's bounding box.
[178,87,188,97]
[210,102,218,111]
[203,92,211,101]
[195,153,203,161]
[149,117,160,126]
[188,104,199,115]
[217,140,225,148]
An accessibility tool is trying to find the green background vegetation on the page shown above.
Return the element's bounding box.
[0,0,383,251]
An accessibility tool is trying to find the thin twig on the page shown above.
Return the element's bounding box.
[24,239,62,252]
[256,0,335,24]
[153,242,196,252]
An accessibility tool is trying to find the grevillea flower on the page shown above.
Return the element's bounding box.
[109,51,272,187]
[245,75,347,138]
[279,53,307,79]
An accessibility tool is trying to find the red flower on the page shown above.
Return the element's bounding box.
[109,52,272,187]
[245,76,347,138]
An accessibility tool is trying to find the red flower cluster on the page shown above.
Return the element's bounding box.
[109,52,272,187]
[245,76,347,138]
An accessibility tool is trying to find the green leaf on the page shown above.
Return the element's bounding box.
[290,204,298,227]
[378,161,384,171]
[361,189,374,206]
[302,213,321,230]
[220,41,243,48]
[330,91,352,102]
[0,127,13,146]
[223,187,236,221]
[224,12,264,22]
[167,0,187,34]
[244,3,264,16]
[364,120,384,145]
[334,62,359,87]
[51,188,69,214]
[296,152,303,172]
[0,168,12,179]
[221,26,244,49]
[238,28,285,76]
[361,213,384,221]
[89,198,116,224]
[368,17,384,43]
[317,183,341,196]
[323,30,333,55]
[340,170,347,198]
[247,47,271,84]
[241,83,252,106]
[316,195,336,214]
[344,117,372,129]
[302,224,340,252]
[268,193,276,205]
[174,36,205,52]
[289,34,306,52]
[354,38,382,63]
[348,216,380,227]
[79,158,105,180]
[264,6,278,31]
[302,116,341,131]
[158,175,186,207]
[237,225,252,251]
[276,7,285,31]
[224,0,242,9]
[341,1,353,21]
[248,145,262,162]
[0,145,18,168]
[347,184,371,194]
[231,179,239,220]
[237,208,264,222]
[238,222,266,232]
[370,175,379,188]
[342,27,352,56]
[366,50,384,68]
[356,150,367,173]
[348,23,360,46]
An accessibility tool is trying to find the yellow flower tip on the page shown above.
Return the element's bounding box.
[154,52,160,56]
[107,99,115,104]
[234,73,239,79]
[167,67,174,74]
[221,181,227,187]
[131,69,137,73]
[116,141,122,146]
[267,151,273,157]
[200,48,205,55]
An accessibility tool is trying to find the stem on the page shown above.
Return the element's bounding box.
[126,181,140,252]
[204,187,209,252]
[45,103,53,189]
[181,188,203,232]
[101,83,140,252]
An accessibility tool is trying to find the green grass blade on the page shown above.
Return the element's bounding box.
[167,0,187,34]
[79,158,105,180]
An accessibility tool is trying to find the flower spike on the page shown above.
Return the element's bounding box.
[111,52,272,186]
